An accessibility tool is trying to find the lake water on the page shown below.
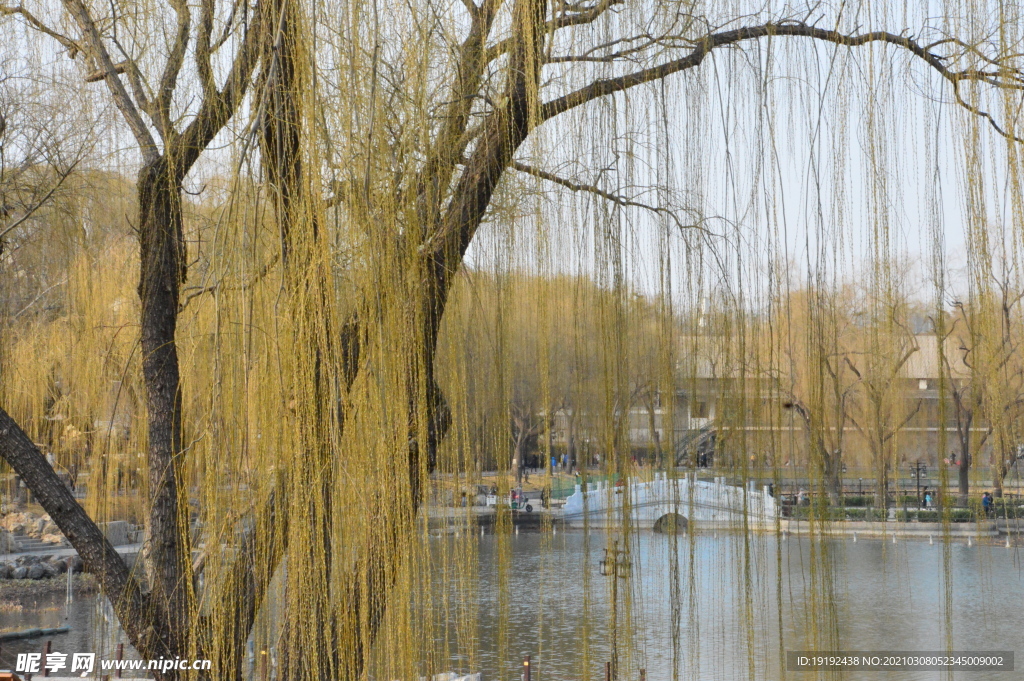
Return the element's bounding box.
[440,532,1024,681]
[0,533,1022,680]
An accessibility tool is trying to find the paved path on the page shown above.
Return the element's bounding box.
[0,543,142,563]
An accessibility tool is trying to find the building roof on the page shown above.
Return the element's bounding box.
[902,334,970,380]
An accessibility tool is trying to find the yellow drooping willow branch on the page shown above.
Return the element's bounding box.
[0,0,1021,679]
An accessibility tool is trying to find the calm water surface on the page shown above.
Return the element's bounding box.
[0,534,1021,680]
[441,532,1024,681]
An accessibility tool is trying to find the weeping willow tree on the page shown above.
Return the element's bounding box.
[0,0,1022,679]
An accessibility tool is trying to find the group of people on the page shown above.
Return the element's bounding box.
[924,490,999,516]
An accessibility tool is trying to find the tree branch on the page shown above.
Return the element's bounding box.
[196,0,218,99]
[212,0,245,52]
[59,0,160,161]
[546,33,688,63]
[83,60,127,82]
[180,252,281,310]
[154,0,193,136]
[174,0,271,173]
[881,398,923,444]
[485,0,624,62]
[0,4,83,57]
[510,160,708,233]
[541,21,1024,144]
[0,156,81,241]
[412,0,500,231]
[424,0,543,273]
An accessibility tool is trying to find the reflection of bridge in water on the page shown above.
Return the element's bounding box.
[562,473,778,530]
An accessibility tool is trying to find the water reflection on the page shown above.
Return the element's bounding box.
[449,533,1024,681]
[0,534,1020,681]
[0,586,135,672]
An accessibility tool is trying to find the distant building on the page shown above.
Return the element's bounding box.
[548,335,1003,470]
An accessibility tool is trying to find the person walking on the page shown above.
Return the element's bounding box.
[982,492,994,518]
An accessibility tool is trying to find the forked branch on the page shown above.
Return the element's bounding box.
[58,0,160,161]
[485,0,624,62]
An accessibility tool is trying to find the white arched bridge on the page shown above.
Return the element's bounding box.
[562,473,779,531]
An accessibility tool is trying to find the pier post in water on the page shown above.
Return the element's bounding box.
[41,639,51,677]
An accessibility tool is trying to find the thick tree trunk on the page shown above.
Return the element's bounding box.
[0,408,157,651]
[958,455,971,500]
[5,115,241,681]
[993,436,1010,499]
[954,404,973,500]
[874,447,889,509]
[136,156,193,666]
[793,403,842,504]
[251,0,530,675]
[258,4,344,677]
[957,424,971,500]
[515,428,528,483]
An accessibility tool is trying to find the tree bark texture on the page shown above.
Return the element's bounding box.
[0,407,160,656]
[137,156,194,662]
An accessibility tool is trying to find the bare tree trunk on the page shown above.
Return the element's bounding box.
[994,462,1006,498]
[951,392,974,500]
[991,431,1005,499]
[958,454,971,500]
[258,3,347,677]
[545,410,555,473]
[261,17,458,667]
[821,443,842,506]
[136,156,193,663]
[957,420,971,500]
[791,401,842,504]
[513,422,528,484]
[873,442,889,509]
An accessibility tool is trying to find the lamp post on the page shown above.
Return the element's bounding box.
[599,539,630,680]
[910,461,927,507]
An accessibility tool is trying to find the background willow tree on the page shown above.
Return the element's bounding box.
[941,276,1024,498]
[0,1,1021,680]
[773,285,861,504]
[441,272,664,476]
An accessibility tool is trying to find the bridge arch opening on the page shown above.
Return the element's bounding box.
[653,513,688,534]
